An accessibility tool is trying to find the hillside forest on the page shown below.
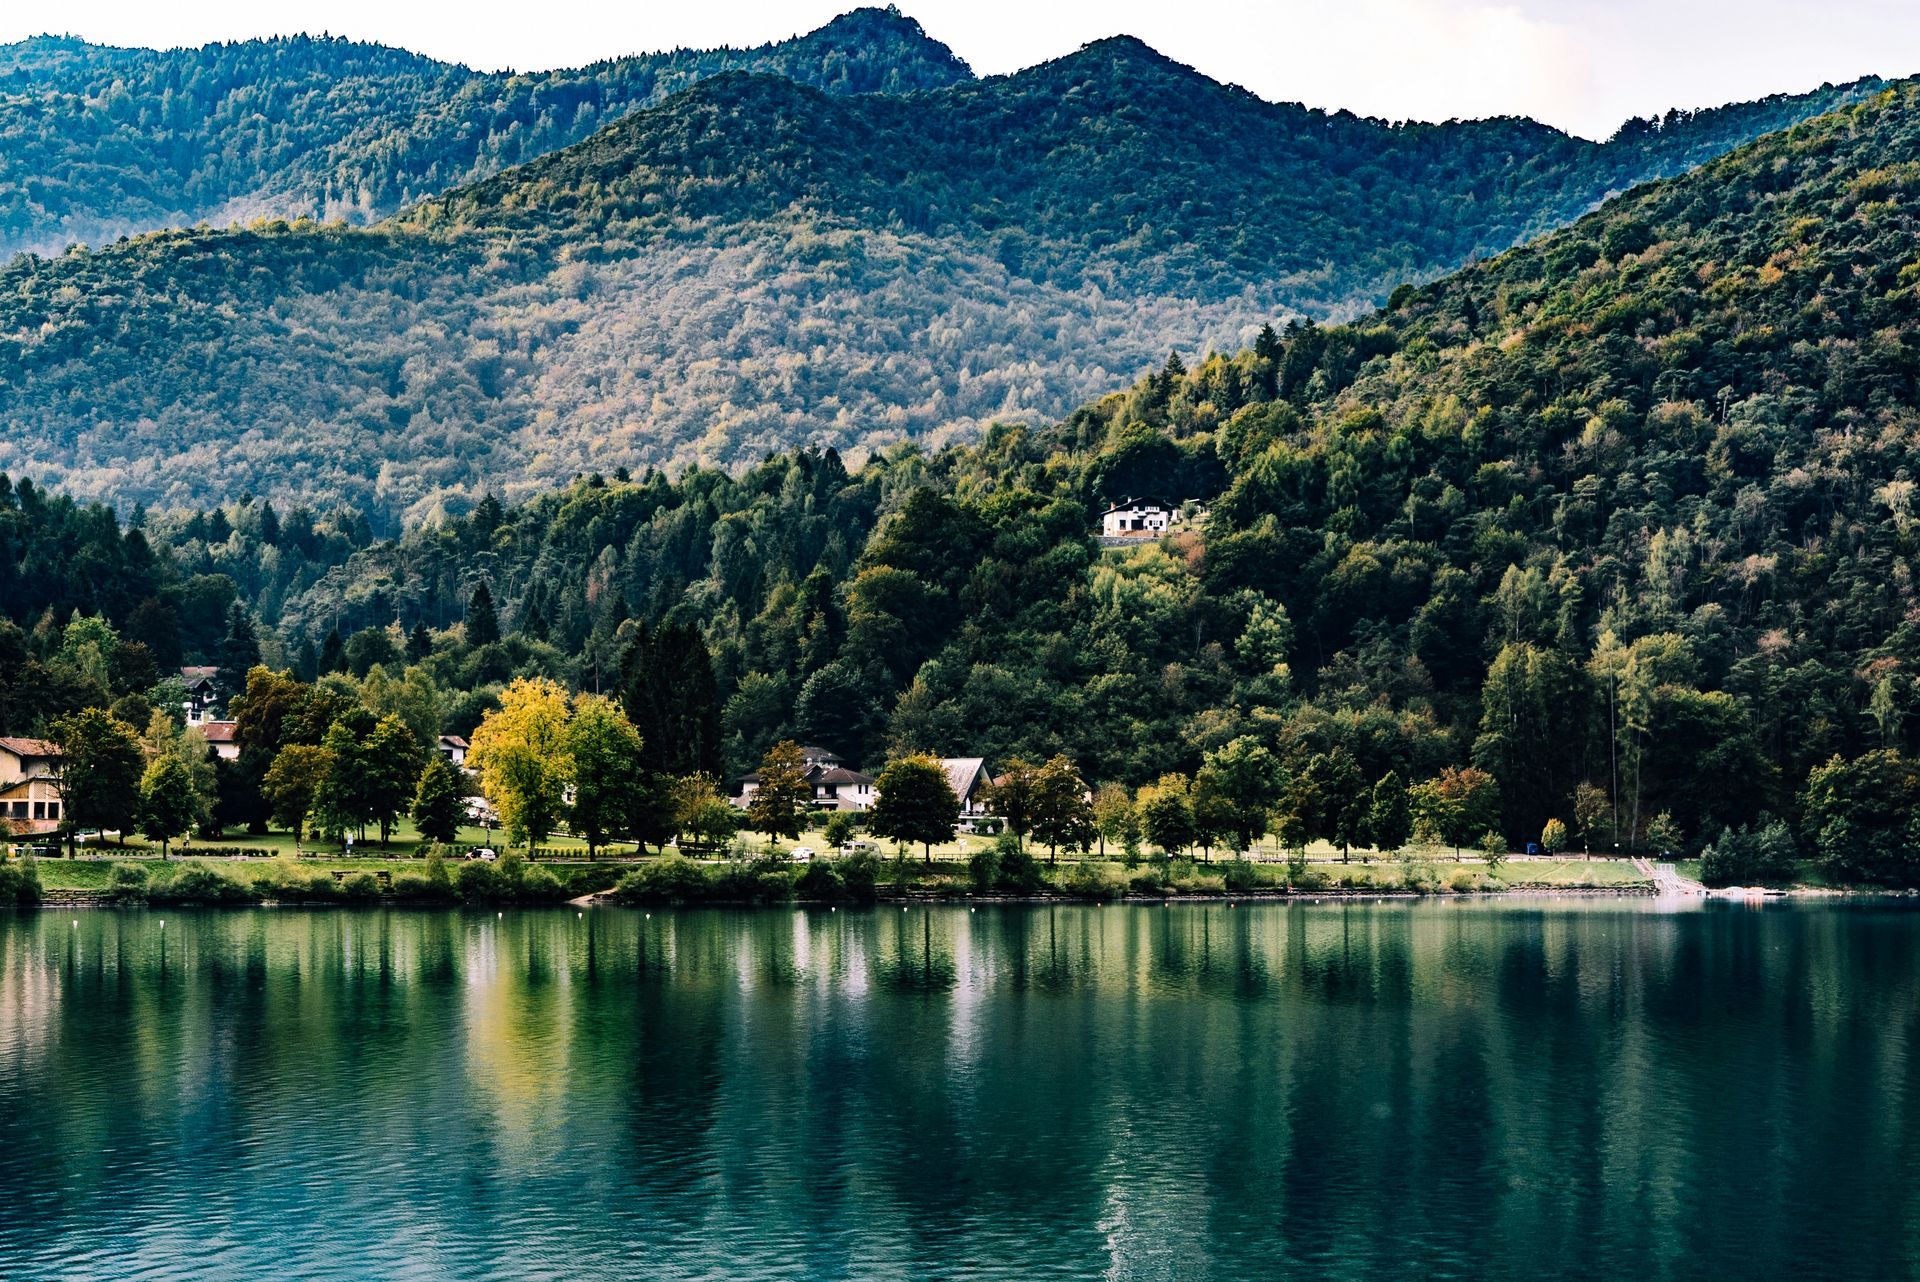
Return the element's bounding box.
[12,82,1920,885]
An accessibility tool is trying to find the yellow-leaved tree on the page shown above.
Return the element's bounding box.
[467,676,571,851]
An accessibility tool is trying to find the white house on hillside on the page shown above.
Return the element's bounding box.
[1099,497,1205,538]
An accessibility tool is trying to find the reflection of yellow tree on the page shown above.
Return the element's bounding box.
[462,915,577,1164]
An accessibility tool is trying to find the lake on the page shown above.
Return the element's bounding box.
[0,899,1914,1280]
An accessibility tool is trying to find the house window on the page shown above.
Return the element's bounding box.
[45,802,58,820]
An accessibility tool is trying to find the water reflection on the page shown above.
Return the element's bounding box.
[0,900,1916,1280]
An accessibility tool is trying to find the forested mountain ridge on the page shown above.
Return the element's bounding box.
[0,37,1889,521]
[13,80,1920,881]
[0,7,970,258]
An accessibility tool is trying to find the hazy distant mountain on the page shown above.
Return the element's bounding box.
[0,23,1887,519]
[0,6,971,258]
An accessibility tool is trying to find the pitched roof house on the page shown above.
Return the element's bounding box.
[939,757,989,816]
[0,737,63,834]
[199,721,240,761]
[180,666,222,724]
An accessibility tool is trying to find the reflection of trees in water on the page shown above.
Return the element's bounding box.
[7,906,1920,1277]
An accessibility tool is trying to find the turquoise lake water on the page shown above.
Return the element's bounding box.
[0,899,1915,1280]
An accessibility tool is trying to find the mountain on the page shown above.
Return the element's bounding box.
[12,81,1920,875]
[0,31,1889,520]
[0,7,971,257]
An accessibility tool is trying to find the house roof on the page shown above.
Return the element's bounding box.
[0,737,59,760]
[940,757,986,800]
[181,665,219,681]
[439,734,469,748]
[1099,496,1177,516]
[200,721,238,743]
[815,767,874,786]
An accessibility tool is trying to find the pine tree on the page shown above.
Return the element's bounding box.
[217,604,261,695]
[405,622,433,662]
[466,582,500,648]
[317,627,347,675]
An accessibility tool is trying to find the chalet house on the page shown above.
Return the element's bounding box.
[200,721,240,762]
[1098,497,1207,539]
[0,737,63,835]
[736,747,881,810]
[438,735,469,767]
[812,766,876,812]
[181,666,221,724]
[940,758,990,817]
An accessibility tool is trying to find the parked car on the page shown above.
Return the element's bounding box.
[465,847,497,862]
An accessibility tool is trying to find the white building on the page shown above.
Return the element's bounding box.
[1098,497,1208,538]
[438,735,469,767]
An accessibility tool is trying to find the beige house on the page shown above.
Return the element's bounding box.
[201,721,241,762]
[0,737,63,835]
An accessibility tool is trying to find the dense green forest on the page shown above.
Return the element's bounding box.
[0,7,970,258]
[0,24,1885,519]
[12,80,1920,883]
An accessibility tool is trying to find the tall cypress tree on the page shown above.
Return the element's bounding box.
[466,582,500,648]
[405,622,433,662]
[217,604,261,694]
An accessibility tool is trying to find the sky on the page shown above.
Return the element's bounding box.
[7,0,1920,140]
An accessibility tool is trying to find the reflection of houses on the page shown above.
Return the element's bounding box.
[1098,497,1207,540]
[437,734,469,767]
[940,758,990,817]
[181,666,221,724]
[0,737,63,834]
[200,721,240,762]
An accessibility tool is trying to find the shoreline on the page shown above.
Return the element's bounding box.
[24,884,1885,910]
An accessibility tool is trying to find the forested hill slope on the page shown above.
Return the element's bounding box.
[0,7,971,258]
[14,83,1920,871]
[0,37,1890,519]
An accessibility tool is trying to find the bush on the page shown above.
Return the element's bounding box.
[611,855,712,905]
[147,861,254,905]
[713,853,794,904]
[992,834,1047,894]
[256,861,338,902]
[1129,870,1167,896]
[0,854,42,905]
[390,871,448,902]
[107,861,151,904]
[455,860,501,903]
[968,843,999,893]
[1222,859,1258,893]
[795,859,845,901]
[340,872,382,902]
[839,850,881,904]
[1063,860,1118,900]
[518,865,566,902]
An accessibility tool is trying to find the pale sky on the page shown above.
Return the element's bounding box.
[7,0,1919,140]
